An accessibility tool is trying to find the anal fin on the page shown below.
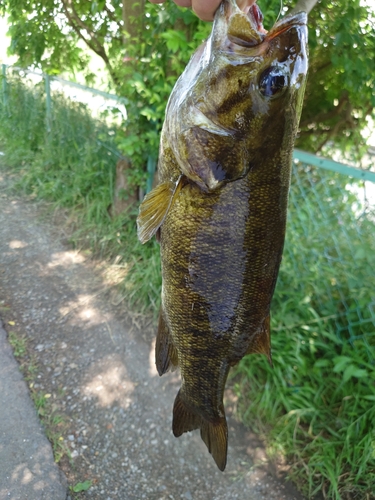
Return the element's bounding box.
[155,309,178,376]
[246,314,273,366]
[137,176,184,244]
[172,390,228,471]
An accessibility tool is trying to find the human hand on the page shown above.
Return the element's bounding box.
[148,0,222,21]
[148,1,257,22]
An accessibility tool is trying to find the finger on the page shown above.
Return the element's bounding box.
[191,0,222,21]
[173,0,193,6]
[237,0,256,13]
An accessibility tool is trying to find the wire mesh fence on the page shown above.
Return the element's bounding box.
[0,65,374,361]
[1,64,123,161]
[0,66,125,219]
[279,158,375,362]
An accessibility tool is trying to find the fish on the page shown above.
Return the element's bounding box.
[137,0,308,471]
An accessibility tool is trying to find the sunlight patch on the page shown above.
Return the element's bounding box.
[148,338,158,377]
[9,240,28,249]
[47,250,86,268]
[58,294,106,326]
[10,465,33,485]
[101,263,129,287]
[79,307,96,320]
[83,364,134,408]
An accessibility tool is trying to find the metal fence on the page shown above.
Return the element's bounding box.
[1,63,125,149]
[282,152,375,361]
[0,65,374,360]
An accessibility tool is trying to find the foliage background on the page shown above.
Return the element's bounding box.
[1,0,375,183]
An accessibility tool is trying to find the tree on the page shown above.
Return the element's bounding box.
[297,0,375,158]
[1,0,374,178]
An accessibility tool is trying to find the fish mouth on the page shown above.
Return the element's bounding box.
[267,11,308,40]
[217,0,307,51]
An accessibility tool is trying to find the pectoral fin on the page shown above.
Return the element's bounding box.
[137,176,183,244]
[246,315,272,366]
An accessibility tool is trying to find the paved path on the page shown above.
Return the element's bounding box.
[0,170,304,500]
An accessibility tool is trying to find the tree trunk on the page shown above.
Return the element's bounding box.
[289,0,320,15]
[123,0,146,38]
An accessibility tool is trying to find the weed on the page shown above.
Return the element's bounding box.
[71,480,92,493]
[31,390,71,462]
[234,322,375,499]
[51,414,65,426]
[46,429,71,464]
[8,330,27,357]
[23,360,38,381]
[32,391,50,416]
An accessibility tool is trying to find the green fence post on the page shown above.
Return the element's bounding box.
[2,64,7,108]
[146,155,156,193]
[44,73,52,133]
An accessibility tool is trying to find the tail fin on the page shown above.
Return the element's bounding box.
[200,417,228,472]
[172,390,228,471]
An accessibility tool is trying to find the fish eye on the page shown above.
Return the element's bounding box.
[259,67,289,98]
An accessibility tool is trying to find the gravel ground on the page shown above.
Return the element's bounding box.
[0,168,305,500]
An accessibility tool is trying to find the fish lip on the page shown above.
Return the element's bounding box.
[266,11,308,40]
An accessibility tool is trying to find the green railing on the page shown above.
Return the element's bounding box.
[0,65,374,362]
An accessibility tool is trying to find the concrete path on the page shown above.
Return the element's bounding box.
[0,321,67,499]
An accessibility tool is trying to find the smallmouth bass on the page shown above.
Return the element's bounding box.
[137,0,308,471]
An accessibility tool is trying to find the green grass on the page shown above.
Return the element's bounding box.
[1,74,374,499]
[234,321,375,499]
[8,330,27,357]
[233,165,375,499]
[70,481,92,493]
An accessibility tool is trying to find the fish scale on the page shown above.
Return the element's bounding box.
[137,0,308,471]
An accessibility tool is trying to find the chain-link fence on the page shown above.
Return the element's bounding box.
[281,154,375,362]
[1,65,374,362]
[0,66,126,220]
[1,64,124,156]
